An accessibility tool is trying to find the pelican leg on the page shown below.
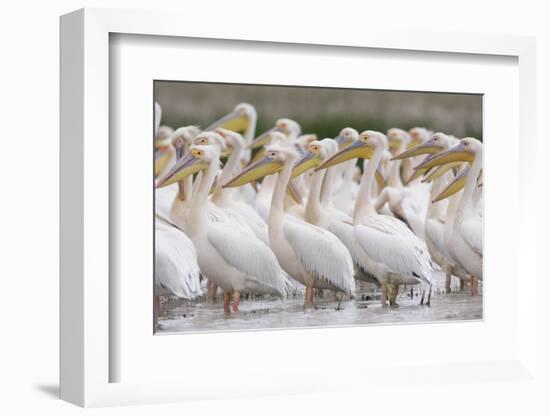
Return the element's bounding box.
[154,295,160,328]
[380,284,388,307]
[389,284,400,308]
[471,275,478,296]
[223,292,231,313]
[232,291,241,312]
[207,280,218,303]
[304,287,314,308]
[445,273,452,294]
[426,285,432,307]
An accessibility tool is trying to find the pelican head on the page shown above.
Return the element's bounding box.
[192,127,240,158]
[409,127,431,146]
[204,102,256,135]
[392,132,454,161]
[156,134,223,187]
[386,128,410,151]
[334,127,359,149]
[223,142,299,188]
[292,138,338,178]
[155,125,174,143]
[415,137,481,171]
[171,126,202,160]
[249,118,301,150]
[317,130,385,170]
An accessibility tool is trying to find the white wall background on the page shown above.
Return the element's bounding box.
[0,1,547,414]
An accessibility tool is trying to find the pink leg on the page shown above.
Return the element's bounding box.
[471,275,478,296]
[304,287,314,308]
[232,291,241,312]
[208,280,218,303]
[223,292,231,313]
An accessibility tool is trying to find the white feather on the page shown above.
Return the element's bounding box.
[354,215,433,284]
[460,217,482,256]
[283,218,356,294]
[207,223,286,297]
[155,217,202,299]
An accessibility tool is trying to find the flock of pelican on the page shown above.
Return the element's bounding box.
[154,102,483,317]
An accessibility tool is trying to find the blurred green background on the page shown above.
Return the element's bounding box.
[154,81,482,140]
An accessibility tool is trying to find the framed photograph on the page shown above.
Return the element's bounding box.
[60,8,538,407]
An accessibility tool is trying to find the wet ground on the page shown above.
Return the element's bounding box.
[157,272,483,334]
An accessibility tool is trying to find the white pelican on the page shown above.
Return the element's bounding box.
[165,126,202,227]
[393,132,471,292]
[373,128,430,239]
[318,131,434,307]
[249,119,304,220]
[292,138,384,285]
[224,135,355,307]
[157,134,288,312]
[153,106,201,323]
[416,137,483,295]
[155,215,202,319]
[330,128,362,217]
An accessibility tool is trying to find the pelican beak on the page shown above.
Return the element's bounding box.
[317,140,374,170]
[392,141,441,161]
[205,110,248,133]
[156,153,208,188]
[421,161,463,183]
[432,166,469,202]
[249,127,281,149]
[286,180,302,204]
[415,142,474,170]
[223,155,282,188]
[154,145,172,177]
[291,152,321,178]
[388,138,401,150]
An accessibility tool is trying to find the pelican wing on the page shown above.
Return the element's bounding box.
[283,219,355,294]
[207,224,286,297]
[328,220,378,283]
[354,215,433,284]
[155,219,202,299]
[460,217,482,256]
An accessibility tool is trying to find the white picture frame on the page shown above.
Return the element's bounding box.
[60,7,538,407]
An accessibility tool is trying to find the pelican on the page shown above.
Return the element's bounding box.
[154,215,202,321]
[291,139,379,284]
[153,105,201,325]
[195,128,269,244]
[373,128,430,239]
[165,126,202,227]
[393,132,471,292]
[250,119,304,220]
[204,103,258,204]
[416,137,483,295]
[224,134,355,307]
[318,130,434,307]
[330,128,362,217]
[157,133,288,312]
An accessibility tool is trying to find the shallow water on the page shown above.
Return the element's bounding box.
[157,271,482,334]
